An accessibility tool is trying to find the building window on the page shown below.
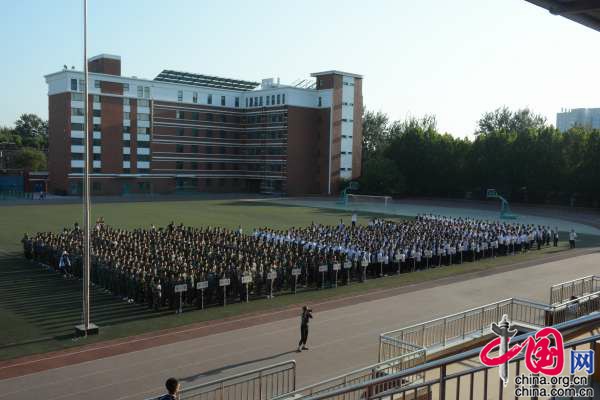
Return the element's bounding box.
[71,123,84,131]
[92,182,102,192]
[255,97,258,106]
[192,145,198,153]
[176,161,183,170]
[177,128,184,136]
[192,112,199,120]
[123,140,131,147]
[318,97,322,107]
[245,98,248,107]
[123,154,131,161]
[93,138,101,146]
[124,112,130,120]
[249,98,253,107]
[176,144,184,153]
[219,146,225,154]
[221,114,226,123]
[277,94,281,104]
[220,130,226,138]
[93,153,101,161]
[137,154,150,161]
[206,129,212,137]
[206,146,212,154]
[176,110,184,119]
[94,80,101,88]
[207,94,212,105]
[72,92,84,101]
[123,83,129,92]
[193,128,199,137]
[71,79,78,91]
[191,162,198,170]
[93,95,100,103]
[138,99,149,107]
[71,152,83,160]
[235,97,239,108]
[266,96,270,106]
[221,96,225,106]
[93,109,101,117]
[282,94,286,104]
[177,90,183,102]
[193,92,198,103]
[72,107,84,116]
[137,127,150,134]
[144,87,150,98]
[138,113,150,121]
[137,86,143,98]
[206,113,213,121]
[259,97,263,106]
[124,126,132,133]
[123,98,130,105]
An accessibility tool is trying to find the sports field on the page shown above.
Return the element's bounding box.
[0,198,598,361]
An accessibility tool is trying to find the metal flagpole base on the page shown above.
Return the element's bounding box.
[74,323,100,336]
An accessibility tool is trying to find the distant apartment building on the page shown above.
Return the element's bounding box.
[556,108,600,132]
[45,54,363,196]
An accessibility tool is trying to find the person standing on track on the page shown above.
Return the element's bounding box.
[297,306,313,352]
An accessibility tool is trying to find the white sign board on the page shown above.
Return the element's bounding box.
[343,261,352,269]
[267,271,277,280]
[196,281,208,290]
[333,263,341,271]
[241,275,252,284]
[361,260,369,268]
[291,268,302,276]
[174,284,187,293]
[318,265,328,273]
[219,278,231,287]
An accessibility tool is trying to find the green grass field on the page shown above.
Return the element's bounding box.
[0,199,597,361]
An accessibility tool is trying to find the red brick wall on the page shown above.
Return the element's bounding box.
[48,92,70,193]
[100,82,124,175]
[88,58,121,76]
[352,78,363,179]
[287,106,329,195]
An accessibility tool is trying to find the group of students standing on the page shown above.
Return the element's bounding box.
[21,215,572,312]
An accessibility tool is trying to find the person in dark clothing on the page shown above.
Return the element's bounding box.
[297,306,313,352]
[159,377,180,400]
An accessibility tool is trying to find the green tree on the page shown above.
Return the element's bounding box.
[359,156,406,195]
[362,110,390,160]
[13,148,47,171]
[476,107,547,136]
[14,114,48,150]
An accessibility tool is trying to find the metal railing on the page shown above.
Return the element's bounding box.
[299,314,600,400]
[273,350,426,400]
[551,290,600,324]
[378,297,550,362]
[145,360,296,400]
[549,275,600,305]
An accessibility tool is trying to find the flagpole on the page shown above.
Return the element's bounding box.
[76,0,98,337]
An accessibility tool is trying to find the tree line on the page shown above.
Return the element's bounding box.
[358,107,600,207]
[0,114,48,171]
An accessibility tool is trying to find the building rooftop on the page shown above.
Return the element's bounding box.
[154,70,260,91]
[525,0,600,32]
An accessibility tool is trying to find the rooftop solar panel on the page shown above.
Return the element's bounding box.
[154,70,260,91]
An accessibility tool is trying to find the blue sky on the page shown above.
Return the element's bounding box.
[1,0,599,136]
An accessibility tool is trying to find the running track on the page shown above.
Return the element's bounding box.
[0,252,599,400]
